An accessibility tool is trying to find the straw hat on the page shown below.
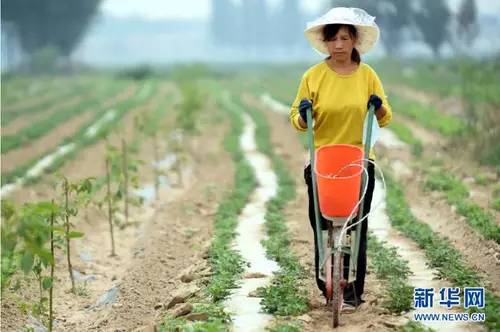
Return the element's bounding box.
[304,7,380,55]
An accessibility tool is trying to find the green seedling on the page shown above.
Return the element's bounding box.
[60,176,92,293]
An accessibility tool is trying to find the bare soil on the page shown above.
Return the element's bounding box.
[1,86,234,332]
[1,84,137,175]
[2,95,88,136]
[377,146,500,297]
[395,114,499,223]
[386,83,465,118]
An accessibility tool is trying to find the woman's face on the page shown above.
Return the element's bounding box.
[326,26,356,62]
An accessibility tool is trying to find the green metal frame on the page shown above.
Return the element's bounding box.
[306,104,376,282]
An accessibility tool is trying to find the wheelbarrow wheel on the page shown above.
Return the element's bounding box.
[325,254,333,300]
[332,251,344,328]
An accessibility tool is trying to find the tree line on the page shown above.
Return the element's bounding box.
[211,0,480,57]
[330,0,479,57]
[1,0,101,71]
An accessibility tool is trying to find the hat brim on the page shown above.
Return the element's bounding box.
[304,20,379,55]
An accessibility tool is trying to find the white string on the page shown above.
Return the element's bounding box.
[337,159,386,248]
[316,158,386,255]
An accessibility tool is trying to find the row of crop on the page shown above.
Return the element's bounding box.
[385,119,499,243]
[1,81,156,188]
[1,77,93,126]
[250,66,302,110]
[389,121,423,157]
[1,76,67,109]
[381,61,499,166]
[1,80,126,154]
[384,172,499,331]
[1,84,175,331]
[375,58,500,106]
[388,94,469,137]
[251,90,456,331]
[159,82,255,331]
[232,95,308,332]
[248,91,430,330]
[423,168,500,243]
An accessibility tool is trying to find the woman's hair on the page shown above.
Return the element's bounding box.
[323,24,360,64]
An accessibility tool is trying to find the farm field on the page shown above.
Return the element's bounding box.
[1,61,499,332]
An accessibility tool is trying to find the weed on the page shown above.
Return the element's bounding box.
[74,283,89,297]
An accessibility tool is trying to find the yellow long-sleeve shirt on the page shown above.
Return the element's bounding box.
[289,61,392,159]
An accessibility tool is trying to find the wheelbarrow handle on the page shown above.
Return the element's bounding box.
[350,103,376,281]
[306,105,324,266]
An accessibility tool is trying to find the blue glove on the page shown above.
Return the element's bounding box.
[299,99,313,124]
[368,94,382,111]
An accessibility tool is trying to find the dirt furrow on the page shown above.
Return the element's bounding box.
[2,78,85,114]
[0,82,194,332]
[246,94,399,331]
[386,83,465,118]
[1,84,138,175]
[2,94,89,136]
[394,114,499,222]
[377,145,500,296]
[60,102,232,331]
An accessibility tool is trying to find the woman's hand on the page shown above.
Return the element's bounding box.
[368,94,386,120]
[299,99,313,128]
[367,94,382,110]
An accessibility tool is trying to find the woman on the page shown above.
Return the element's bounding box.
[289,7,392,310]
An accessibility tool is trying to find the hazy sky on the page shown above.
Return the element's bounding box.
[100,0,321,20]
[100,0,500,20]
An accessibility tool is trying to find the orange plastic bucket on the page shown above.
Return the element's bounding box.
[314,144,364,218]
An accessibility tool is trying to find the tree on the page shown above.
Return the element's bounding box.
[414,0,451,57]
[457,0,479,48]
[455,1,480,124]
[1,0,101,59]
[378,1,412,56]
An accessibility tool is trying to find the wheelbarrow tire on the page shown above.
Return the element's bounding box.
[332,251,343,328]
[325,255,333,300]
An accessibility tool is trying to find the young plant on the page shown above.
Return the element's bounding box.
[105,154,118,256]
[1,200,19,292]
[168,130,187,187]
[100,138,141,256]
[121,139,129,223]
[18,201,60,325]
[118,137,142,223]
[176,78,202,136]
[48,201,55,332]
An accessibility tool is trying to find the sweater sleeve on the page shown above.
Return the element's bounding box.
[372,70,392,128]
[289,74,311,132]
